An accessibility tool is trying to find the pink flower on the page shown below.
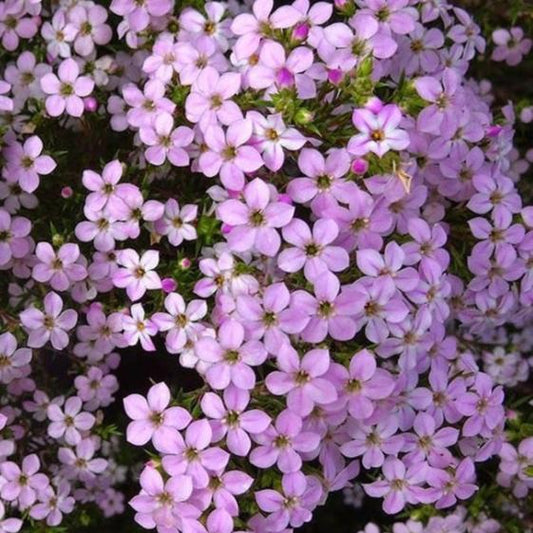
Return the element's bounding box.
[185,67,242,127]
[19,292,78,350]
[75,208,128,252]
[81,159,135,217]
[68,5,112,57]
[123,382,191,450]
[195,319,267,390]
[216,177,294,256]
[0,80,13,112]
[0,455,49,509]
[175,36,228,86]
[40,58,95,117]
[154,200,197,247]
[3,136,56,193]
[363,458,430,514]
[139,113,193,167]
[113,249,162,301]
[111,0,173,32]
[29,480,75,526]
[250,409,320,473]
[143,35,180,82]
[3,51,51,101]
[161,419,230,489]
[266,345,337,416]
[235,282,309,353]
[199,119,264,190]
[341,416,404,469]
[278,218,349,282]
[122,303,158,351]
[179,3,231,51]
[58,438,108,481]
[33,243,87,291]
[348,103,410,157]
[0,208,31,265]
[255,472,315,530]
[248,41,315,98]
[492,27,532,66]
[152,292,206,354]
[130,466,193,527]
[0,1,38,51]
[294,271,358,342]
[47,396,95,445]
[41,10,77,58]
[334,349,396,420]
[426,458,478,509]
[248,111,306,171]
[74,366,118,408]
[0,333,31,384]
[201,385,271,456]
[286,148,352,209]
[122,79,175,128]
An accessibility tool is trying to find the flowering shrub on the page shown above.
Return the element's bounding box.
[0,0,533,532]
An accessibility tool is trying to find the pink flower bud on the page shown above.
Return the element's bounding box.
[365,97,384,114]
[506,408,518,421]
[277,193,293,205]
[221,223,233,234]
[328,69,343,85]
[292,22,309,41]
[487,125,502,137]
[520,106,533,123]
[61,186,73,198]
[161,278,177,293]
[84,97,98,113]
[179,258,191,270]
[351,158,369,174]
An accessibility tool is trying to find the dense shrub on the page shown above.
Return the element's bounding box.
[0,1,532,532]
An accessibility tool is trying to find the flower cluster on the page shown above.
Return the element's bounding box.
[0,0,532,533]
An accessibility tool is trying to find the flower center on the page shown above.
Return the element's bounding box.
[224,350,240,364]
[60,83,74,96]
[370,129,385,142]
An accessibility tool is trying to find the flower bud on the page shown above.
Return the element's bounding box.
[52,234,64,247]
[328,69,343,85]
[292,22,309,41]
[84,97,98,113]
[487,125,502,137]
[161,278,177,293]
[351,158,369,174]
[221,223,233,234]
[61,186,73,198]
[179,258,191,270]
[294,108,314,125]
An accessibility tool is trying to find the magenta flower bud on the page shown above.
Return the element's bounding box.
[365,97,384,114]
[84,97,98,113]
[520,107,533,123]
[61,186,73,198]
[506,408,518,421]
[276,67,295,87]
[487,125,502,137]
[277,193,293,205]
[221,223,233,234]
[351,158,369,174]
[161,277,178,293]
[292,22,309,41]
[334,0,347,7]
[328,69,343,85]
[179,258,191,270]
